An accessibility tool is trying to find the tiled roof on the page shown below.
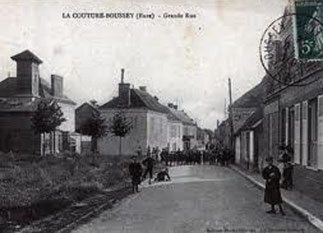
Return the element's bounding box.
[0,78,17,97]
[76,102,100,113]
[0,77,76,112]
[238,107,263,133]
[39,78,76,105]
[100,88,169,114]
[231,78,266,108]
[167,109,181,122]
[11,50,43,64]
[168,108,196,126]
[0,97,39,112]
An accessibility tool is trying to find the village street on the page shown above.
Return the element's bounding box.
[72,165,319,233]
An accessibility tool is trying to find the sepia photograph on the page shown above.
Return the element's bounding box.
[0,0,322,232]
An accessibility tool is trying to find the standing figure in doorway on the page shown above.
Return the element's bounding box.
[278,145,294,190]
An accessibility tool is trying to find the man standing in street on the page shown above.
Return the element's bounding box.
[129,155,143,193]
[262,156,285,216]
[142,154,156,185]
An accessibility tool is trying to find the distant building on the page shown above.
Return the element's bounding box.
[216,119,230,149]
[75,101,100,133]
[75,102,99,154]
[196,127,210,150]
[0,50,77,155]
[231,78,266,171]
[98,69,169,156]
[167,105,197,150]
[166,103,183,152]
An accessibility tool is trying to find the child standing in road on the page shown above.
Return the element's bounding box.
[129,155,143,193]
[142,154,155,185]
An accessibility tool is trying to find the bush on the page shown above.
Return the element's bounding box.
[0,154,130,209]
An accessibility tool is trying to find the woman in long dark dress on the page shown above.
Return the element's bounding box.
[262,157,285,216]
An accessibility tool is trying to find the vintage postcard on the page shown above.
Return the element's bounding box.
[0,0,322,232]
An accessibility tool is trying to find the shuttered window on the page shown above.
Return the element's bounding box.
[302,101,308,166]
[317,95,323,170]
[294,104,301,164]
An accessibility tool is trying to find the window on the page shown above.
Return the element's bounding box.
[295,105,300,121]
[303,102,307,120]
[319,97,323,117]
[150,117,155,134]
[171,125,176,138]
[134,116,137,129]
[160,118,163,135]
[288,107,295,149]
[281,108,286,145]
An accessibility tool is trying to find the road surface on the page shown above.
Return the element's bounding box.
[72,165,320,233]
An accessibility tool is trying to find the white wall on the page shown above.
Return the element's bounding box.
[58,102,76,132]
[98,109,148,155]
[147,110,168,150]
[167,120,183,151]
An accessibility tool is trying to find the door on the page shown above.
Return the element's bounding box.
[246,132,250,169]
[308,98,318,168]
[302,101,308,166]
[317,95,323,169]
[288,107,295,151]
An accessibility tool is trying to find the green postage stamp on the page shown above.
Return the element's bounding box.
[294,0,323,60]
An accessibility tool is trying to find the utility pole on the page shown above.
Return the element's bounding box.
[228,78,234,154]
[224,98,227,119]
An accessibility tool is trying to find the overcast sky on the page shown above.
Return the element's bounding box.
[0,0,288,129]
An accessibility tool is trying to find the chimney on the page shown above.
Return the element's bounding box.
[51,75,63,97]
[139,86,147,92]
[168,103,174,108]
[11,50,42,97]
[154,96,159,101]
[118,68,131,106]
[121,68,125,83]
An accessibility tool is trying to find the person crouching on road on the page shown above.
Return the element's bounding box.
[262,156,285,216]
[142,153,156,185]
[155,168,171,182]
[129,155,143,193]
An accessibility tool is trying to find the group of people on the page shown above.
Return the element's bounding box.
[131,143,294,217]
[262,144,294,216]
[158,145,233,167]
[128,154,171,193]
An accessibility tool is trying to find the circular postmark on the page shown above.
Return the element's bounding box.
[260,13,323,87]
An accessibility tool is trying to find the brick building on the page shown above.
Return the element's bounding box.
[0,50,77,155]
